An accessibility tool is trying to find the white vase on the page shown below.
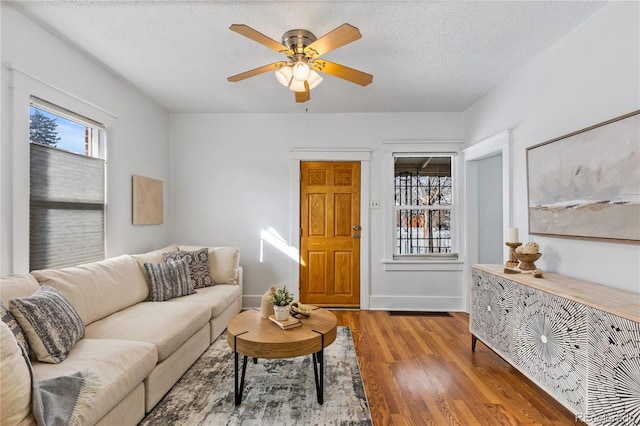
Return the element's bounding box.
[273,305,289,321]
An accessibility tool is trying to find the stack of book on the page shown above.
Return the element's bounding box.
[269,315,302,330]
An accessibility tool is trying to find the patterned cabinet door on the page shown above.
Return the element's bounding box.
[470,269,514,358]
[587,309,640,426]
[512,284,587,414]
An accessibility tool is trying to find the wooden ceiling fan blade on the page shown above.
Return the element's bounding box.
[229,24,293,55]
[227,61,288,82]
[295,81,310,103]
[304,23,362,58]
[294,91,309,103]
[312,60,373,86]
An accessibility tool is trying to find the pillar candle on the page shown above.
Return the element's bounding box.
[508,227,519,243]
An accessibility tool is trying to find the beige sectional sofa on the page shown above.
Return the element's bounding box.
[0,244,242,426]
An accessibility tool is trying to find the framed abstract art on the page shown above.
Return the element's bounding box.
[526,110,639,244]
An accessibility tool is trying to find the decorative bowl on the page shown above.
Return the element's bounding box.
[514,252,542,271]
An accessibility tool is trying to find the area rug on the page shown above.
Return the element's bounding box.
[140,326,372,426]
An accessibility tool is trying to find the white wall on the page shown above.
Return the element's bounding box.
[6,1,635,308]
[0,4,172,274]
[465,2,640,293]
[169,113,466,309]
[477,154,503,264]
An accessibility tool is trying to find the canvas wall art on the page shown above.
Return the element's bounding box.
[527,111,639,243]
[132,175,163,225]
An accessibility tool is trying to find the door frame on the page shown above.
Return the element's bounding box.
[462,130,512,311]
[290,149,372,310]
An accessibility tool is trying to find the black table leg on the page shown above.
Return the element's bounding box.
[234,332,249,405]
[234,351,249,405]
[312,330,325,405]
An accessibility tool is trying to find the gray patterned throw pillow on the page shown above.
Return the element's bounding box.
[144,259,195,301]
[163,248,214,288]
[9,286,85,364]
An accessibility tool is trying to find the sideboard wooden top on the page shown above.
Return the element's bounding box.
[473,264,640,323]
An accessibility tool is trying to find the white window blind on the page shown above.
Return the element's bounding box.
[29,143,105,270]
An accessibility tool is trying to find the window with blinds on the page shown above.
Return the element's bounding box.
[29,99,106,270]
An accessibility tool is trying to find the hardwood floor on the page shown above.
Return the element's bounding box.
[331,310,584,426]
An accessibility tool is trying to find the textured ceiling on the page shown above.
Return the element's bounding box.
[11,1,606,114]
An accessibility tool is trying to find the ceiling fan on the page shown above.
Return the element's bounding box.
[227,23,373,103]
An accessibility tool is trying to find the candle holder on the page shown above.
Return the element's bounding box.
[505,242,522,268]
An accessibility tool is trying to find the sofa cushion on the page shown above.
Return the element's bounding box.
[144,259,195,301]
[167,284,241,318]
[131,244,180,274]
[0,274,40,306]
[178,245,240,284]
[9,286,85,364]
[31,254,149,326]
[1,301,31,355]
[163,248,214,288]
[84,302,210,361]
[0,321,36,426]
[132,244,181,292]
[33,338,157,425]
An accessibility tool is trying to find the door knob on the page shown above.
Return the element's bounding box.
[353,233,360,239]
[353,225,361,231]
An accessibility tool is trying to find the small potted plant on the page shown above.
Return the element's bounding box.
[269,286,293,320]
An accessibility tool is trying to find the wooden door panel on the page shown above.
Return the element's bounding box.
[334,169,353,186]
[300,161,360,307]
[334,252,352,295]
[308,251,327,295]
[308,169,327,185]
[335,193,353,236]
[308,194,327,236]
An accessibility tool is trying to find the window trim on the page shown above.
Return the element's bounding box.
[30,97,106,159]
[382,141,465,268]
[393,153,454,256]
[393,153,456,258]
[28,98,108,270]
[6,64,115,274]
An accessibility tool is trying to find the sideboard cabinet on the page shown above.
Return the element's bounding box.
[470,265,639,426]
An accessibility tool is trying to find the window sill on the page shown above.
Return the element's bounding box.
[382,257,464,271]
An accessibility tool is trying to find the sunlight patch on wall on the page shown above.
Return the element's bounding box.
[260,227,303,265]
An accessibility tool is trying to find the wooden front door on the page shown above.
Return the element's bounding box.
[300,161,360,307]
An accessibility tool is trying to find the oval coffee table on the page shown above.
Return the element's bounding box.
[227,307,337,405]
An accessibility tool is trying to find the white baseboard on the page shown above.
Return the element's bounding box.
[244,295,466,312]
[369,295,465,311]
[242,295,262,310]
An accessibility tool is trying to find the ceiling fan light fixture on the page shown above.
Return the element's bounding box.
[228,23,372,103]
[288,78,306,92]
[275,65,293,86]
[292,61,310,81]
[287,70,323,92]
[307,70,323,90]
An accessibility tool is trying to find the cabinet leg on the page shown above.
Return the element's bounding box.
[471,335,477,352]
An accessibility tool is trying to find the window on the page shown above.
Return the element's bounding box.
[29,98,106,270]
[393,155,455,257]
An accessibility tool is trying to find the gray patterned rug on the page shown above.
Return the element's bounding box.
[140,326,372,425]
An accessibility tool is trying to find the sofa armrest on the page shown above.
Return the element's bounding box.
[237,266,243,291]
